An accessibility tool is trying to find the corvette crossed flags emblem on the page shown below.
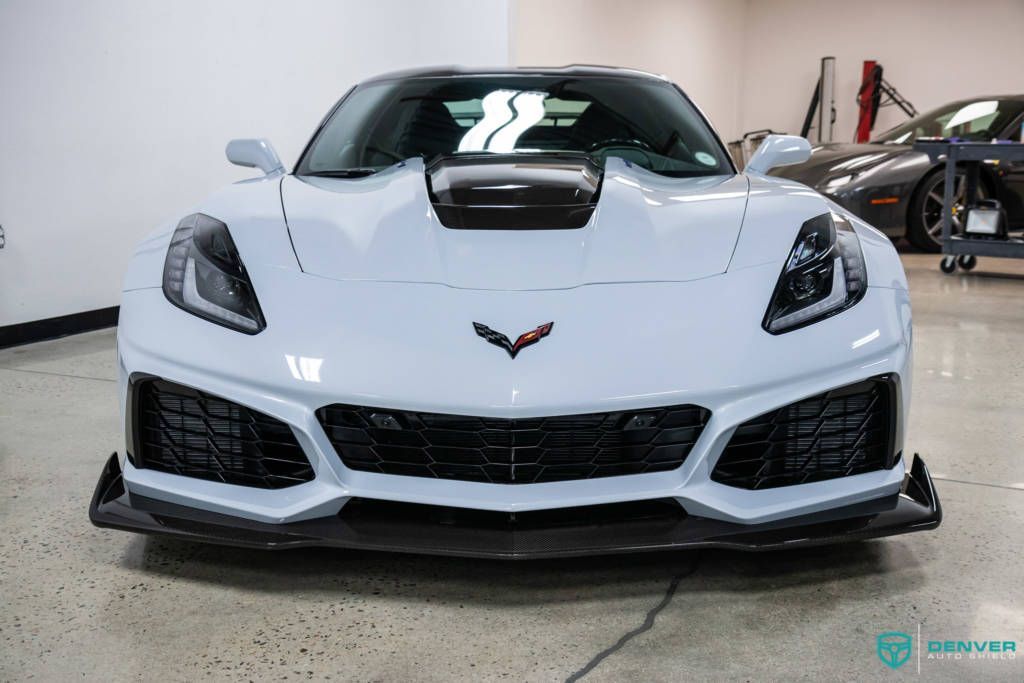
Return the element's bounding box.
[473,322,553,359]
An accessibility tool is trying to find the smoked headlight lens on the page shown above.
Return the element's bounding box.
[162,213,266,334]
[763,212,866,334]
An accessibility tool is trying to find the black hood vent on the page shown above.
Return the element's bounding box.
[426,153,602,230]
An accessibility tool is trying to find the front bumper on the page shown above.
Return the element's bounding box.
[115,276,915,526]
[90,452,941,559]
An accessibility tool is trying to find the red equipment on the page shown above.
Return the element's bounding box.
[856,61,878,143]
[855,61,917,142]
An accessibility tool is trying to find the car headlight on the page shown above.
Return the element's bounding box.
[162,213,266,334]
[763,212,866,334]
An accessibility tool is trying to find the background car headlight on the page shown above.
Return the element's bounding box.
[763,212,866,334]
[162,213,266,334]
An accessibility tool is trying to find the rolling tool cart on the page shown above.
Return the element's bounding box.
[913,140,1024,273]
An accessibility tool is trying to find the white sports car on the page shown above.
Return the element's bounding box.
[90,66,940,558]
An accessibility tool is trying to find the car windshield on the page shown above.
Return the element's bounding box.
[875,98,1024,144]
[295,75,734,178]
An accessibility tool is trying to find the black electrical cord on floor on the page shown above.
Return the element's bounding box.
[565,553,703,682]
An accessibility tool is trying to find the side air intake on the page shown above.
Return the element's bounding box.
[133,378,314,489]
[711,376,898,490]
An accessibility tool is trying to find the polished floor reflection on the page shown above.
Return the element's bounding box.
[1,253,1022,681]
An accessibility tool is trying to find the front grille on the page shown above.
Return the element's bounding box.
[134,379,314,489]
[711,376,896,490]
[317,404,709,484]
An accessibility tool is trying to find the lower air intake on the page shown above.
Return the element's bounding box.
[134,379,314,489]
[317,403,709,484]
[711,375,897,489]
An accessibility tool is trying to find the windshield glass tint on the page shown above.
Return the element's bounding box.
[296,76,733,177]
[876,99,1024,144]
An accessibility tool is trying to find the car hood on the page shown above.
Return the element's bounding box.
[280,157,750,291]
[771,143,913,185]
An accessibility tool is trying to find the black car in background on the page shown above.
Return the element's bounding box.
[774,95,1024,251]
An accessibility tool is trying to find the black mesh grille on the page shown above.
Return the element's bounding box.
[135,379,314,489]
[317,404,709,484]
[711,376,896,490]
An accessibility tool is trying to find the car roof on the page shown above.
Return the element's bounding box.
[360,65,669,84]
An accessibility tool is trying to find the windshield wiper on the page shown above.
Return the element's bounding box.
[304,168,379,178]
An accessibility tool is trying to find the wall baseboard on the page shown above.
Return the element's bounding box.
[0,306,119,350]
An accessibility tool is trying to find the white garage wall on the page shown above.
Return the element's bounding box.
[0,0,511,327]
[737,0,1024,143]
[512,0,748,141]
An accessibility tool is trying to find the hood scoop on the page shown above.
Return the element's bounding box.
[426,154,602,230]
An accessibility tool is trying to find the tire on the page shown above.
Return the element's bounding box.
[907,168,987,253]
[940,256,957,274]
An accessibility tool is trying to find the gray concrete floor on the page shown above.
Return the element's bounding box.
[2,253,1023,681]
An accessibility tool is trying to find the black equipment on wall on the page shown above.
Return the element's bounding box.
[800,57,836,143]
[855,62,917,142]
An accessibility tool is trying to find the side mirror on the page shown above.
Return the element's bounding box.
[226,138,284,176]
[744,135,812,175]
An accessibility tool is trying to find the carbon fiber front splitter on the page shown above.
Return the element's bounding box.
[89,454,941,559]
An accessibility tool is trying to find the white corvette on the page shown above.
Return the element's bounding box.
[90,66,940,558]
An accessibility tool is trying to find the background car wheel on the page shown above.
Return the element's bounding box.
[907,169,986,252]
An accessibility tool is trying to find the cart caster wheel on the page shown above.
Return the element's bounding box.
[940,256,957,274]
[957,254,977,271]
